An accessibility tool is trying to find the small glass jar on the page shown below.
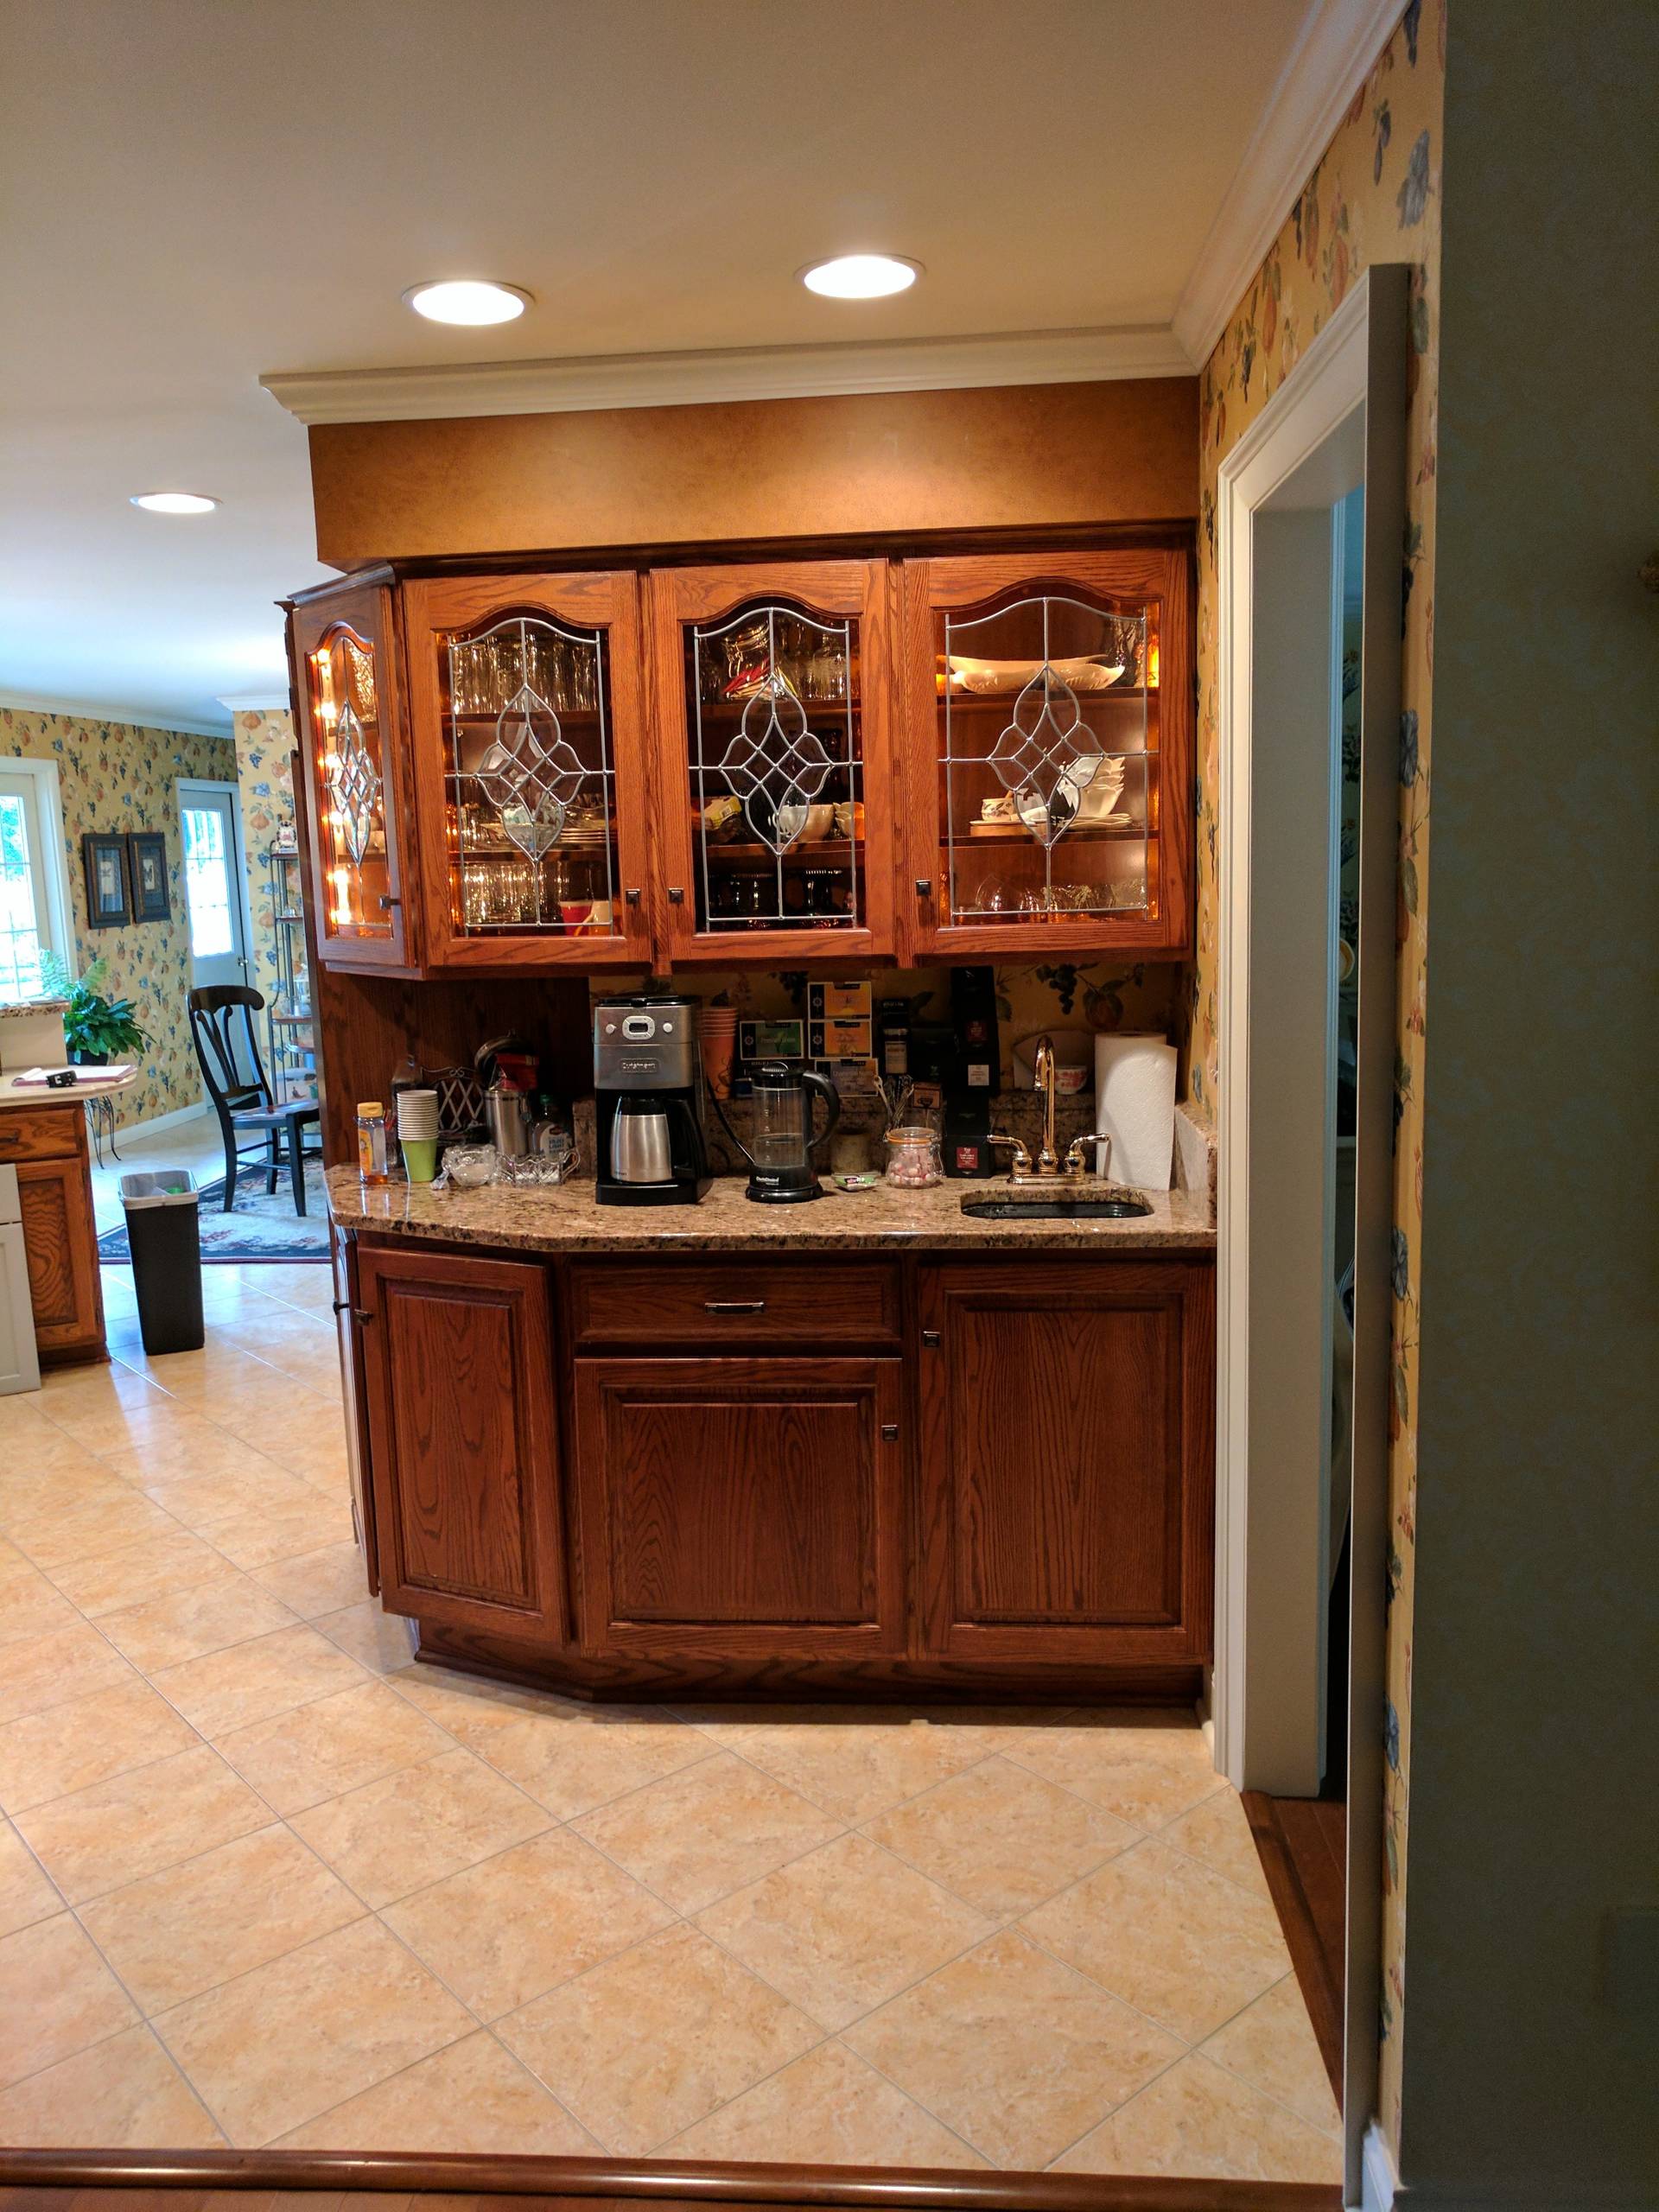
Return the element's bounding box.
[356,1100,392,1185]
[884,1123,944,1188]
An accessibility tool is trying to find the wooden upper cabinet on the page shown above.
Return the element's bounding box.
[645,559,898,966]
[401,571,655,970]
[898,549,1193,962]
[358,1243,565,1641]
[289,569,418,972]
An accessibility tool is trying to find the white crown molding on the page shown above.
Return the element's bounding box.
[1173,0,1407,371]
[0,690,230,741]
[216,691,292,714]
[260,323,1192,427]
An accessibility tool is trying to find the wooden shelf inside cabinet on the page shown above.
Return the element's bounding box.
[700,838,862,872]
[940,685,1155,710]
[957,823,1154,848]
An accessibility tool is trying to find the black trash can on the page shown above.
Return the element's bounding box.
[119,1171,205,1355]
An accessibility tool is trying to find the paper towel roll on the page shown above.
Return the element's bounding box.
[1094,1034,1177,1191]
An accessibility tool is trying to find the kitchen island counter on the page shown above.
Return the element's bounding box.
[327,1161,1216,1255]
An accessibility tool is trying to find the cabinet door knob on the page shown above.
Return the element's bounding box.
[378,894,401,912]
[666,886,685,906]
[914,878,933,899]
[624,887,642,907]
[352,1307,373,1324]
[880,1422,899,1442]
[921,1328,942,1349]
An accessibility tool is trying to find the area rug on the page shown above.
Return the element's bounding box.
[98,1158,329,1264]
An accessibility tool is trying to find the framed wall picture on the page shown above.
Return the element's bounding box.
[81,832,132,929]
[126,830,170,922]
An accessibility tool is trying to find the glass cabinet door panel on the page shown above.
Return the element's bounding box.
[307,622,395,942]
[935,591,1161,930]
[439,610,621,941]
[683,601,865,936]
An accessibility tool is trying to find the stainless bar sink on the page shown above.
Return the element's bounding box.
[960,1189,1152,1222]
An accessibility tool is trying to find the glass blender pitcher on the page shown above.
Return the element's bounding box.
[734,1062,841,1203]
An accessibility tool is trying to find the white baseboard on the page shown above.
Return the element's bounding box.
[1358,2120,1400,2211]
[110,1099,208,1143]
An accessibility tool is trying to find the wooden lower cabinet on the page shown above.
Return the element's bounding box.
[572,1356,906,1666]
[358,1243,564,1640]
[17,1150,104,1364]
[351,1235,1213,1698]
[916,1257,1214,1670]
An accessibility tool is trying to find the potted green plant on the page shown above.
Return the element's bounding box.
[37,951,148,1065]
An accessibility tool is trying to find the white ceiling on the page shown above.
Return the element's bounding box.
[0,0,1366,735]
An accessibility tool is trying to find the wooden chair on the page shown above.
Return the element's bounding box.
[187,985,321,1215]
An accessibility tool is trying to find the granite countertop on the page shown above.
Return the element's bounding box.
[327,1163,1215,1255]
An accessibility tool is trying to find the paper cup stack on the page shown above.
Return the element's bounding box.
[700,1005,739,1100]
[396,1089,440,1184]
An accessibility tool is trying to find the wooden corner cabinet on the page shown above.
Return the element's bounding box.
[285,535,1192,976]
[342,1233,1214,1700]
[289,568,418,972]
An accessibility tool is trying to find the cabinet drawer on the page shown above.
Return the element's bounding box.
[568,1257,902,1349]
[0,1106,84,1163]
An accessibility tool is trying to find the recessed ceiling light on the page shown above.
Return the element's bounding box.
[798,254,921,300]
[130,492,219,515]
[404,279,531,327]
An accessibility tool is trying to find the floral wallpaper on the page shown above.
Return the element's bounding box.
[1191,0,1443,2157]
[1,709,238,1129]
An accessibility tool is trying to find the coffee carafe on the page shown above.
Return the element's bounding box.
[728,1061,841,1204]
[594,995,712,1207]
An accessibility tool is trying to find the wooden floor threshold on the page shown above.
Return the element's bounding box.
[0,2149,1343,2210]
[1242,1790,1347,2102]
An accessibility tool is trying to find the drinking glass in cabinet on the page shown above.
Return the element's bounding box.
[308,626,392,938]
[440,611,620,938]
[932,593,1160,925]
[683,601,865,933]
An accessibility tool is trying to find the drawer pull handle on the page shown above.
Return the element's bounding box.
[704,1299,766,1314]
[922,1328,942,1349]
[880,1422,899,1442]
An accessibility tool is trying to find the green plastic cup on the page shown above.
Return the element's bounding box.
[401,1137,439,1185]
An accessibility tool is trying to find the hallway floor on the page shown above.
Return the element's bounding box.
[0,1265,1339,2182]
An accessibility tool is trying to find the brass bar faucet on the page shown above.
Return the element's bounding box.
[988,1033,1102,1185]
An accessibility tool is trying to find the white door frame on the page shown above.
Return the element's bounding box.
[1214,265,1406,2193]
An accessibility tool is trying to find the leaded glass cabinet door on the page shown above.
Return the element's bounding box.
[403,573,652,970]
[900,550,1193,961]
[289,572,414,970]
[648,560,895,964]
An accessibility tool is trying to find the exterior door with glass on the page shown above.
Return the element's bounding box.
[177,779,255,1078]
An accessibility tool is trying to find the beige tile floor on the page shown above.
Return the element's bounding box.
[0,1259,1341,2182]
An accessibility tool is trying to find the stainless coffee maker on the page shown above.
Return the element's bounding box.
[594,995,712,1206]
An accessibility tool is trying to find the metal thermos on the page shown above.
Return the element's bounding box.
[485,1084,530,1156]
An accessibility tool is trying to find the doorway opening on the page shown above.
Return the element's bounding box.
[1215,264,1408,2199]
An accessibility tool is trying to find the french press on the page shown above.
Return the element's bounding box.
[728,1061,841,1203]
